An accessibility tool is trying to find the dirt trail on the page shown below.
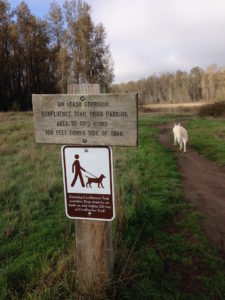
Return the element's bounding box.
[158,124,225,252]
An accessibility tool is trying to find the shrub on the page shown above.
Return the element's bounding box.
[198,101,225,118]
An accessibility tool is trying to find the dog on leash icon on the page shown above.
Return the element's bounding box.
[71,154,106,189]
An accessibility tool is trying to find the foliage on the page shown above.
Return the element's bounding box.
[1,113,225,299]
[0,1,58,111]
[0,0,114,111]
[186,118,225,164]
[198,101,225,118]
[0,112,77,299]
[111,65,225,105]
[112,117,225,299]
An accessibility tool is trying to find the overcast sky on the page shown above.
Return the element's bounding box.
[9,0,225,83]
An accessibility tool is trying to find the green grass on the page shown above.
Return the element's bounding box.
[0,113,225,299]
[186,118,225,164]
[0,113,76,299]
[112,117,225,299]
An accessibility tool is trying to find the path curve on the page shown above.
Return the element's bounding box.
[158,124,225,252]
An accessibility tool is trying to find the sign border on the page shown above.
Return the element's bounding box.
[61,145,115,221]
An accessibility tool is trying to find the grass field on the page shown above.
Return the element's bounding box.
[0,112,225,299]
[186,118,225,164]
[141,101,208,114]
[143,101,208,109]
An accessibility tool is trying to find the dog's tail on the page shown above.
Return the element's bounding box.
[85,176,90,179]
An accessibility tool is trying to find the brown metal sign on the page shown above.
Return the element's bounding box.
[61,146,115,221]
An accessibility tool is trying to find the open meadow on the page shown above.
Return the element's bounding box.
[0,112,225,299]
[142,101,209,114]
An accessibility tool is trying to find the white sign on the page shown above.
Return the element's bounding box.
[61,146,115,221]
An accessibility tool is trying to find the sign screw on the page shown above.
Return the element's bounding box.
[83,139,87,144]
[80,96,85,102]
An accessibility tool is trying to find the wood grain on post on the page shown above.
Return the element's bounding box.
[67,83,101,95]
[75,220,113,295]
[70,84,114,296]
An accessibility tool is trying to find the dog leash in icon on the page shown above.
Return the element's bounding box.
[84,170,98,178]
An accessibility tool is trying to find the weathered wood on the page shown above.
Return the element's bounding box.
[75,220,113,295]
[67,83,101,95]
[65,85,115,297]
[32,93,138,146]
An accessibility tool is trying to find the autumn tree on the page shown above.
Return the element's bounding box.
[63,0,114,85]
[188,67,203,100]
[15,2,58,109]
[112,66,225,105]
[216,67,225,100]
[0,0,13,110]
[48,1,70,93]
[91,23,114,84]
[0,0,114,111]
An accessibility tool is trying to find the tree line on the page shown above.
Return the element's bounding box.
[111,65,225,105]
[0,0,114,111]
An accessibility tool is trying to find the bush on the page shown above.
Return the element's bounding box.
[198,101,225,118]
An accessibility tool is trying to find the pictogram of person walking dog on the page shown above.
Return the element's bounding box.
[71,154,106,188]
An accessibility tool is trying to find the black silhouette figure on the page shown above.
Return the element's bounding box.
[71,154,86,187]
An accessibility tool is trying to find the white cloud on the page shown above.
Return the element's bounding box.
[88,0,225,82]
[9,0,225,83]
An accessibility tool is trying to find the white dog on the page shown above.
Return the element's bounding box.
[173,123,188,152]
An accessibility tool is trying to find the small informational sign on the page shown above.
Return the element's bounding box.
[32,93,138,146]
[61,146,115,221]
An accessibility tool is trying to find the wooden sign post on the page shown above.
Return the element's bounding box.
[32,91,138,296]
